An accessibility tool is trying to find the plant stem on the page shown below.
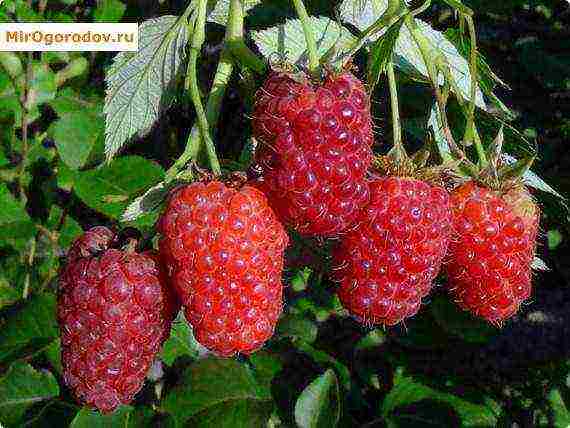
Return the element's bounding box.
[185,0,221,176]
[166,0,246,181]
[291,0,319,75]
[386,61,406,162]
[463,14,488,167]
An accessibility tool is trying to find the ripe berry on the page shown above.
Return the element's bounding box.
[58,227,177,413]
[446,181,539,323]
[158,181,288,356]
[332,176,452,325]
[251,70,374,237]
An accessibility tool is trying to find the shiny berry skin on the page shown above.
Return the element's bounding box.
[57,227,178,413]
[332,177,453,325]
[158,181,288,356]
[446,182,539,323]
[252,71,374,237]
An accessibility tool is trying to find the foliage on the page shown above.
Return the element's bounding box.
[0,0,569,426]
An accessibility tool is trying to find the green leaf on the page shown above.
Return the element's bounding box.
[367,20,403,88]
[160,313,205,366]
[121,180,170,222]
[382,369,498,427]
[104,15,189,160]
[248,352,283,399]
[502,154,564,199]
[252,17,356,69]
[162,358,273,427]
[0,362,59,427]
[73,156,164,220]
[206,0,261,25]
[70,405,135,428]
[295,341,352,391]
[24,62,57,110]
[546,389,570,428]
[0,293,59,365]
[294,369,340,428]
[93,0,126,23]
[430,296,496,344]
[43,338,62,375]
[49,110,104,170]
[276,314,318,344]
[0,184,30,226]
[548,230,563,250]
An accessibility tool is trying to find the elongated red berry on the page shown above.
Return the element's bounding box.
[252,70,373,237]
[332,177,452,325]
[58,227,177,413]
[158,181,288,356]
[446,181,539,323]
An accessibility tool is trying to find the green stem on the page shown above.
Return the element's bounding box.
[386,61,406,162]
[291,0,319,75]
[225,0,266,73]
[185,0,221,176]
[166,0,246,181]
[463,14,488,167]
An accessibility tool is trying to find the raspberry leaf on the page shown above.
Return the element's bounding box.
[73,156,164,223]
[294,369,340,428]
[276,313,318,344]
[252,17,356,68]
[382,369,499,427]
[430,296,497,344]
[0,362,59,427]
[162,358,274,427]
[70,405,135,428]
[0,293,58,366]
[160,313,207,366]
[48,110,104,170]
[104,15,189,160]
[206,0,261,26]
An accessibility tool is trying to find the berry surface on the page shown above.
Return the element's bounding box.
[58,227,177,413]
[158,181,288,356]
[251,70,374,237]
[332,177,452,325]
[446,181,539,323]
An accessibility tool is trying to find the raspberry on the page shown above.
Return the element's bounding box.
[446,181,539,323]
[332,177,452,325]
[158,181,288,356]
[251,70,374,237]
[57,227,177,413]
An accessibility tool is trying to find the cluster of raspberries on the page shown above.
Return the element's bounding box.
[58,70,539,413]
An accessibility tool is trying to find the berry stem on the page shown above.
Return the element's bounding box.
[185,0,222,176]
[225,0,266,74]
[291,0,320,75]
[386,60,407,163]
[463,14,488,168]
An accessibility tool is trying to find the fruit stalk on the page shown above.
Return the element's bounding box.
[386,60,407,164]
[463,14,488,167]
[291,0,319,75]
[185,0,222,176]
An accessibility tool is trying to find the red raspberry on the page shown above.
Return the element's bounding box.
[158,181,288,356]
[332,177,452,325]
[446,182,539,323]
[251,70,374,237]
[58,227,177,413]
